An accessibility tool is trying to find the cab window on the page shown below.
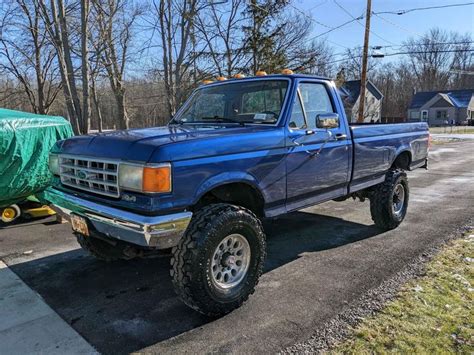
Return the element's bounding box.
[289,90,306,129]
[289,82,335,129]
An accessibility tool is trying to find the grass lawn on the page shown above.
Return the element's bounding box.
[431,139,461,145]
[430,127,474,134]
[330,231,474,354]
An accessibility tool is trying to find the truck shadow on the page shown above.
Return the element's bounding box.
[9,211,381,354]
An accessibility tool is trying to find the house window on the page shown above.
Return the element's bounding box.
[410,111,420,119]
[436,110,447,119]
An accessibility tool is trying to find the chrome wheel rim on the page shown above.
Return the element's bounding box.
[392,183,405,216]
[210,234,251,290]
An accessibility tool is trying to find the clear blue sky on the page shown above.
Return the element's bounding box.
[294,0,474,54]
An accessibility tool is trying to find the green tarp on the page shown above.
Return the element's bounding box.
[0,108,73,207]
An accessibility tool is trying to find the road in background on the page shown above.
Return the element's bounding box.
[0,141,473,354]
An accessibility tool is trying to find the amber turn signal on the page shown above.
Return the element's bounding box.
[143,165,172,193]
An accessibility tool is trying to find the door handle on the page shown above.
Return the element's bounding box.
[335,133,347,140]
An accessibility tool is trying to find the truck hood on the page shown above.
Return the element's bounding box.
[57,125,285,163]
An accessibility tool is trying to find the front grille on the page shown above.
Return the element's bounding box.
[59,155,120,198]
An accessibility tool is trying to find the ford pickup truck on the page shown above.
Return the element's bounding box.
[44,73,429,316]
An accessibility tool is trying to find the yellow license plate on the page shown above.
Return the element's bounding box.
[70,214,89,237]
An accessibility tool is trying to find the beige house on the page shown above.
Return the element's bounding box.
[407,89,474,126]
[338,80,383,123]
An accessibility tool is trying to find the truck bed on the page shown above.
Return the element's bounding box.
[349,122,429,193]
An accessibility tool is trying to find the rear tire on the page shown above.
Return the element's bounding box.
[170,203,266,317]
[75,232,134,261]
[370,169,409,230]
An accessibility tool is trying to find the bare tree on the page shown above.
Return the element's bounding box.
[448,32,474,89]
[91,0,141,130]
[339,46,378,80]
[0,0,61,114]
[404,28,453,91]
[89,53,104,132]
[36,0,83,134]
[151,0,203,117]
[195,0,248,77]
[81,0,91,132]
[271,13,333,75]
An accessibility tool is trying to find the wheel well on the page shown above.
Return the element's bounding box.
[391,151,411,170]
[194,183,265,217]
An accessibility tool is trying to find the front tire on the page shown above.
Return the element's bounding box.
[170,203,266,317]
[370,169,409,230]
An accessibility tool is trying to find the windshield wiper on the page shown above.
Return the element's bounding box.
[201,116,245,126]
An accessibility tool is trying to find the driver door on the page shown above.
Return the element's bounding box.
[285,81,351,211]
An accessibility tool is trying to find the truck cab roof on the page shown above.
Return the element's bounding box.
[201,73,332,87]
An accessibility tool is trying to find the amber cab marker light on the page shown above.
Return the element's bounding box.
[216,76,227,81]
[281,68,294,75]
[233,73,245,79]
[256,71,267,76]
[143,166,171,193]
[201,79,214,84]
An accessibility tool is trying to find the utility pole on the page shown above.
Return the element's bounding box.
[357,0,372,123]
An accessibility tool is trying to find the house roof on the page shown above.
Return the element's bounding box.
[409,89,474,109]
[339,80,383,104]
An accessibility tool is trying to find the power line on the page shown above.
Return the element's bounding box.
[373,2,474,15]
[287,3,333,29]
[332,0,396,45]
[383,49,474,57]
[304,17,362,43]
[378,41,474,49]
[287,2,359,51]
[372,13,424,38]
[317,49,474,67]
[248,1,358,50]
[450,69,474,75]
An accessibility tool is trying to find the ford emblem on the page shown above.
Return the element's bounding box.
[77,170,88,180]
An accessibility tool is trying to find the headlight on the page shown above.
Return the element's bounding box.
[118,163,171,193]
[48,153,59,175]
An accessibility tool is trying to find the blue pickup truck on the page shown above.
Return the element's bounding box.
[45,73,429,316]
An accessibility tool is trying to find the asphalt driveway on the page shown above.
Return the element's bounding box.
[1,141,473,354]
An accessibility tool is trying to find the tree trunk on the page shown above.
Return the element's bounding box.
[115,91,128,130]
[56,0,83,131]
[81,0,91,133]
[90,78,103,132]
[38,0,81,133]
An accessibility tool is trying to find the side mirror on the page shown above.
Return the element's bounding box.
[316,113,339,129]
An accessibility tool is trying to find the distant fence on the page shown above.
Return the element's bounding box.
[381,117,406,123]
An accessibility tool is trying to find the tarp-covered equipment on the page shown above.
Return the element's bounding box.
[0,108,73,208]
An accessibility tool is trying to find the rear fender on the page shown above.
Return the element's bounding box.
[392,147,412,170]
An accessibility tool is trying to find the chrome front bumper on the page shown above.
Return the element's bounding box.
[44,187,192,249]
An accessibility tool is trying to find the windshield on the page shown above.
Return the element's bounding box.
[171,79,289,125]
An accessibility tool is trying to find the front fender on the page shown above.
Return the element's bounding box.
[193,171,263,204]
